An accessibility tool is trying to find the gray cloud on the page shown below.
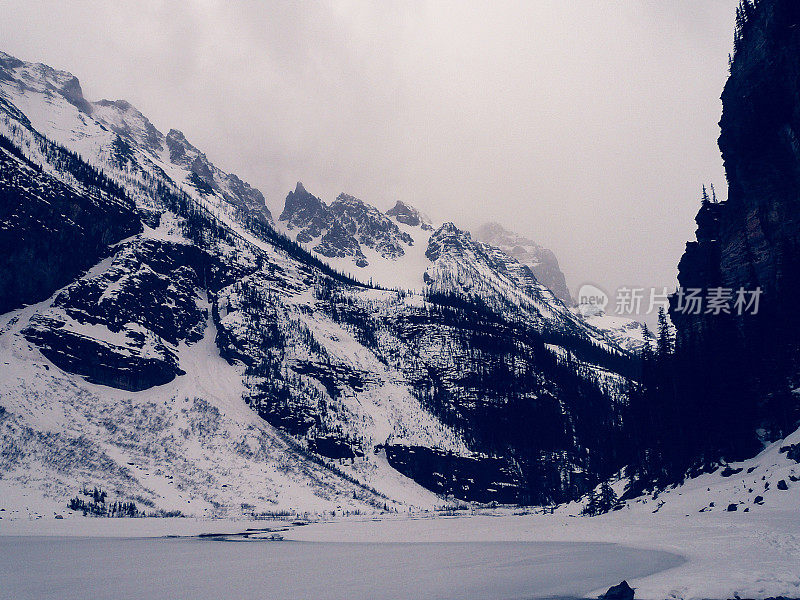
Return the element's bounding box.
[0,0,739,309]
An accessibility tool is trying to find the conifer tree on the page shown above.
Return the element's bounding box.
[657,308,674,358]
[598,482,619,513]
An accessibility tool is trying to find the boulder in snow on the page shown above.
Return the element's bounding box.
[601,580,635,600]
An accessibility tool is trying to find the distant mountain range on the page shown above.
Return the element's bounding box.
[0,48,639,516]
[473,222,572,305]
[2,0,798,519]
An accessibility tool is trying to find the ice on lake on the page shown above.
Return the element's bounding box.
[0,536,683,600]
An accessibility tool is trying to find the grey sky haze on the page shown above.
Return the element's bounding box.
[0,1,740,308]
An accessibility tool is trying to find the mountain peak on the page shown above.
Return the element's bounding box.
[166,128,188,144]
[388,200,413,213]
[438,222,465,237]
[473,222,572,305]
[386,200,432,229]
[425,222,471,262]
[334,192,365,206]
[0,50,92,115]
[280,182,327,239]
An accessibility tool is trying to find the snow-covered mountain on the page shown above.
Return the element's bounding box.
[277,184,625,357]
[278,185,435,290]
[473,222,572,305]
[574,303,651,353]
[0,50,271,227]
[280,184,414,269]
[0,49,637,515]
[276,186,578,313]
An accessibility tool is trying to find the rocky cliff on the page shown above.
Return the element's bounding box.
[672,0,800,454]
[0,48,635,512]
[473,222,572,305]
[0,131,141,314]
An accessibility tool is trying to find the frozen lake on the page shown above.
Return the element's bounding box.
[0,536,683,600]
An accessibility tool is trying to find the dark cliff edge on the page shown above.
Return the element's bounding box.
[671,0,800,462]
[0,132,142,314]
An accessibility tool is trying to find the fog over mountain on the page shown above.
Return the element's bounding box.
[0,0,738,309]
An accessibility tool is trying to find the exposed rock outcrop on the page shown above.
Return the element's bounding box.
[473,222,572,305]
[0,132,141,314]
[386,200,433,230]
[22,238,209,391]
[671,0,800,451]
[22,314,185,392]
[383,445,525,504]
[279,184,414,267]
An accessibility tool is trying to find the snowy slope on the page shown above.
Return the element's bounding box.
[574,303,652,353]
[312,220,434,291]
[620,423,800,517]
[0,226,443,518]
[0,50,270,226]
[473,221,572,305]
[0,49,637,509]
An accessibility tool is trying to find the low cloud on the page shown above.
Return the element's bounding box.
[0,0,739,303]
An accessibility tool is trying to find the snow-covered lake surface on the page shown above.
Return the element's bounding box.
[0,536,681,600]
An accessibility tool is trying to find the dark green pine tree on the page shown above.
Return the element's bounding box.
[598,482,619,513]
[701,184,711,206]
[583,487,599,516]
[657,308,674,357]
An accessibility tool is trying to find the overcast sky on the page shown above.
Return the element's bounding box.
[0,0,739,308]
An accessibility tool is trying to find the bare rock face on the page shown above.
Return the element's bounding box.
[48,239,208,345]
[386,200,433,230]
[383,445,525,504]
[671,0,800,447]
[715,1,800,300]
[425,222,474,263]
[22,314,185,392]
[22,238,209,391]
[331,193,413,259]
[473,222,572,305]
[0,132,141,314]
[280,182,330,243]
[315,220,369,267]
[279,184,414,267]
